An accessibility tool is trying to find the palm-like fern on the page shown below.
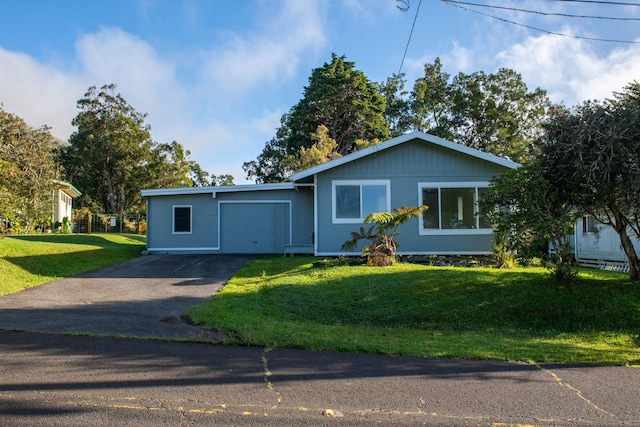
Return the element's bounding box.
[341,205,428,264]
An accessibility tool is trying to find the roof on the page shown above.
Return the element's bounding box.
[53,179,82,198]
[289,131,520,183]
[140,182,295,198]
[141,132,520,197]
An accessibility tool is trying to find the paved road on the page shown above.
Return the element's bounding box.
[1,331,639,426]
[0,255,639,426]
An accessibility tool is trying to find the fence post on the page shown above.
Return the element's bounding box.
[87,213,91,234]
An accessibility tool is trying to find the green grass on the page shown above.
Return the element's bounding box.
[0,234,146,296]
[187,256,640,365]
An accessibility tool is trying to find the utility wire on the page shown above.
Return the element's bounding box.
[398,0,423,75]
[444,0,640,20]
[543,0,640,6]
[443,0,640,44]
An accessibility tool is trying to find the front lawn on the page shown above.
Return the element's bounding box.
[187,257,640,365]
[0,234,146,296]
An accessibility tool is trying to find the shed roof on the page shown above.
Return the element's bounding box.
[289,131,520,183]
[140,182,295,198]
[53,179,82,198]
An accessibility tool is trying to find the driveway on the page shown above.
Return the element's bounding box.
[0,254,251,340]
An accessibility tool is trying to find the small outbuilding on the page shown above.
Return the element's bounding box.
[52,179,81,228]
[141,132,519,255]
[574,215,640,271]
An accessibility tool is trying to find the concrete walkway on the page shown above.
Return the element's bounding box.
[0,254,251,340]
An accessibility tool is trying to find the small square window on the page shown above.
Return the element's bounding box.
[174,206,191,233]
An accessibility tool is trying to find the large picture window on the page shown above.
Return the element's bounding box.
[333,180,390,223]
[419,183,491,234]
[173,205,192,234]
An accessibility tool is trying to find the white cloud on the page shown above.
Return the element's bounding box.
[0,48,84,138]
[497,31,640,106]
[74,28,187,138]
[200,0,327,98]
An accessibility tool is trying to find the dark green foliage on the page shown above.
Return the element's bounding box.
[244,54,389,183]
[0,106,57,232]
[388,58,551,164]
[61,84,222,213]
[539,82,640,280]
[481,164,577,282]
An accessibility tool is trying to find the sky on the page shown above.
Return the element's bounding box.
[1,0,639,184]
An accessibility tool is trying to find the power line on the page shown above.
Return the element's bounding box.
[444,0,640,20]
[442,1,640,44]
[398,0,423,75]
[543,0,640,6]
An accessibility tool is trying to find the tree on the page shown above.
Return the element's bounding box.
[377,73,412,137]
[244,54,389,183]
[448,68,550,163]
[147,140,223,188]
[481,164,577,282]
[539,83,640,280]
[410,58,454,139]
[0,106,57,232]
[341,205,428,266]
[285,125,341,173]
[62,84,153,213]
[400,59,551,164]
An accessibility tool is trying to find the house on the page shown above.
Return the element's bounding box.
[573,215,640,271]
[52,179,81,228]
[140,132,519,255]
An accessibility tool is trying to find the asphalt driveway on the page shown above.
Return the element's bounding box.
[0,254,251,340]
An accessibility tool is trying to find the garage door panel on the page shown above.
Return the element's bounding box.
[220,203,290,254]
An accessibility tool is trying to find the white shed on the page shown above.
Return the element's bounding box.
[574,215,640,271]
[53,180,81,228]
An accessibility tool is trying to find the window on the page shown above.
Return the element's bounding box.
[419,183,491,234]
[173,205,192,234]
[333,180,390,223]
[582,215,598,233]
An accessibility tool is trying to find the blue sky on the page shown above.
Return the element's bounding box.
[1,0,639,183]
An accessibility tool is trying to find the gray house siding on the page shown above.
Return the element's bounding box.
[313,139,509,255]
[144,187,313,254]
[146,193,219,253]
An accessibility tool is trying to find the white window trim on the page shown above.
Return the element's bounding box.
[173,205,192,235]
[418,182,492,235]
[332,179,391,224]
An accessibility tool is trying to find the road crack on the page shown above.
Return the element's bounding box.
[261,348,282,405]
[534,363,616,418]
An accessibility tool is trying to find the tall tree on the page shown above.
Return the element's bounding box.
[401,59,551,164]
[410,58,454,139]
[539,83,640,280]
[377,72,411,137]
[0,106,57,232]
[448,68,550,163]
[244,54,389,183]
[62,84,153,213]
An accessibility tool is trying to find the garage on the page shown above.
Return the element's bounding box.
[219,201,291,254]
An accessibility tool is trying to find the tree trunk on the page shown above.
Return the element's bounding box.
[104,172,116,213]
[618,231,640,281]
[612,210,640,281]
